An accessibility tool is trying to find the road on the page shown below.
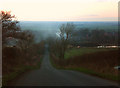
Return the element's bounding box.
[10,44,118,86]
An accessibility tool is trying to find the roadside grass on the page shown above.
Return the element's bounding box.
[65,48,117,59]
[50,60,119,81]
[3,56,43,86]
[2,42,45,86]
[50,55,119,81]
[62,67,119,81]
[50,48,119,81]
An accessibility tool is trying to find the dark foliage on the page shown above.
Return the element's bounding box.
[71,29,118,46]
[1,11,21,44]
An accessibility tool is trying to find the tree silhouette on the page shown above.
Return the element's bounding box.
[59,23,75,59]
[0,11,21,44]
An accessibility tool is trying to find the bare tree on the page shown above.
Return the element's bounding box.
[59,23,75,59]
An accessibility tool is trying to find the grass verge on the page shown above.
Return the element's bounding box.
[50,49,119,82]
[3,56,43,86]
[62,67,119,81]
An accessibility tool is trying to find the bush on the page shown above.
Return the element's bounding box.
[3,47,21,65]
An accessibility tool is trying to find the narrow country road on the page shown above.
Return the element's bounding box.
[10,44,118,86]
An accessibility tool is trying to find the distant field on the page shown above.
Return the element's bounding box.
[65,48,117,59]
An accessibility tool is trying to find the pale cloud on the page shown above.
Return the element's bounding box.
[84,15,99,17]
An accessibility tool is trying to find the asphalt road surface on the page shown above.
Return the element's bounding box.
[10,44,118,86]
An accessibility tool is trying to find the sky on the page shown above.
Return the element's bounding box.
[0,0,119,21]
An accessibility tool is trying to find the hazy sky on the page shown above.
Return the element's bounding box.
[0,0,119,21]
